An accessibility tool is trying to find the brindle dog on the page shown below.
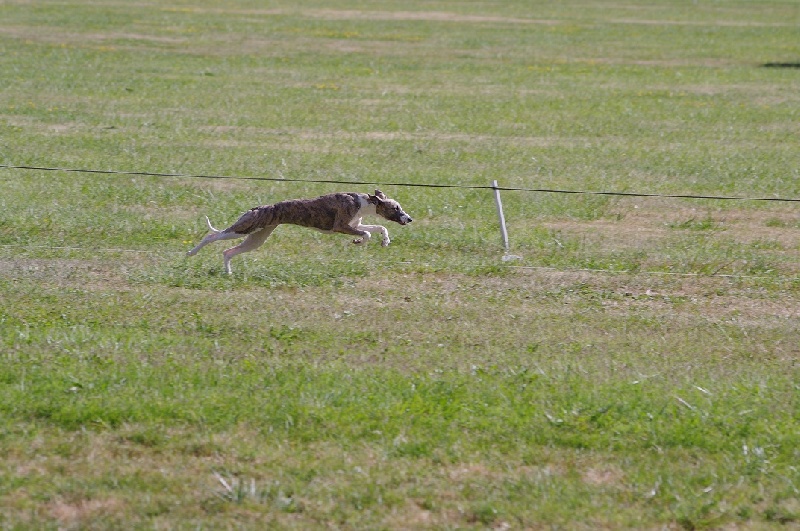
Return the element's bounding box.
[187,190,412,274]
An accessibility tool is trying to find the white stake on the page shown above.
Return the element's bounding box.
[492,180,510,252]
[492,180,521,261]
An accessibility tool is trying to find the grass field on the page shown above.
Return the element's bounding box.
[1,0,799,528]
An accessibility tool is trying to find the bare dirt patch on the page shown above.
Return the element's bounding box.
[541,198,800,269]
[303,9,560,26]
[0,256,145,289]
[48,497,127,527]
[582,466,625,487]
[609,18,797,28]
[0,26,185,45]
[197,125,586,150]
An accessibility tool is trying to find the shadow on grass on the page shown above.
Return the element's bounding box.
[761,62,800,69]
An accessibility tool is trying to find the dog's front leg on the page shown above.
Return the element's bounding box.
[334,223,371,245]
[356,223,390,247]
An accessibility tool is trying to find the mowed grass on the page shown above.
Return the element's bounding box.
[1,0,799,528]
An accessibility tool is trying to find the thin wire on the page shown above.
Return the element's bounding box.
[2,164,799,203]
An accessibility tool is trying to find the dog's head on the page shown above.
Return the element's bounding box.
[369,189,413,225]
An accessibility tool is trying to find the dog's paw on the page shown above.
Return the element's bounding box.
[381,238,391,247]
[352,238,364,245]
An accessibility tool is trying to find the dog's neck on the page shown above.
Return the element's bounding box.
[359,195,378,216]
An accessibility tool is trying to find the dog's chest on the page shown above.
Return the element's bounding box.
[348,200,376,227]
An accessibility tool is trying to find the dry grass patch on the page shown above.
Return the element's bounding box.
[533,198,800,276]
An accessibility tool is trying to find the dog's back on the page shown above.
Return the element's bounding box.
[224,193,363,235]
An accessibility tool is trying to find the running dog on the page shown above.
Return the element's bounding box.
[187,189,412,274]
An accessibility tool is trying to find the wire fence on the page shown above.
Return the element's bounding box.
[3,164,800,203]
[1,163,797,282]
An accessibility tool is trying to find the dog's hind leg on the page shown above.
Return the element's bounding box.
[187,229,241,256]
[222,226,276,274]
[187,215,242,256]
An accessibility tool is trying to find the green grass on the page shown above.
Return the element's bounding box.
[1,0,800,528]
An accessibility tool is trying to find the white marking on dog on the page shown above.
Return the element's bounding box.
[187,189,412,274]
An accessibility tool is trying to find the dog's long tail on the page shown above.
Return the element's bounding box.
[205,216,222,234]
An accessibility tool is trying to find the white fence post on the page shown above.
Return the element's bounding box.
[492,180,510,252]
[492,180,521,261]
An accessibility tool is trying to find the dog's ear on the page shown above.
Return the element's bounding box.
[374,189,387,200]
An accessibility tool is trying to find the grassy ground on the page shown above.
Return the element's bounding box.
[1,0,799,528]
